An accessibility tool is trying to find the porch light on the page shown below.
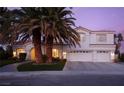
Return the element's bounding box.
[111,52,115,60]
[63,52,67,59]
[13,51,16,57]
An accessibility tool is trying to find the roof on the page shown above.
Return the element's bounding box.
[75,26,115,34]
[13,39,32,45]
[75,26,91,32]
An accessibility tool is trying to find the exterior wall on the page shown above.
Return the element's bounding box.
[90,34,96,44]
[90,33,114,44]
[107,34,114,44]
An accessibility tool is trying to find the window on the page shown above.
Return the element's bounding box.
[52,49,59,58]
[97,51,109,53]
[96,34,107,42]
[63,52,67,59]
[69,50,92,53]
[79,51,82,53]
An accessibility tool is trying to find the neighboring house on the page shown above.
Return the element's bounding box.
[13,26,115,62]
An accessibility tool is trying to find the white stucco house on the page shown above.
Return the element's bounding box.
[13,26,116,62]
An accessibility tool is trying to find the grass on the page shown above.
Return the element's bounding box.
[0,59,20,67]
[17,61,66,71]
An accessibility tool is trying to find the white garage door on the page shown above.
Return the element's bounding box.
[95,51,110,62]
[67,50,93,62]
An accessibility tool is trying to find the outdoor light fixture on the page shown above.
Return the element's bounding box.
[13,51,16,57]
[63,52,67,59]
[111,52,115,60]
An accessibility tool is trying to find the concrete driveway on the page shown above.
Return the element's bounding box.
[0,61,30,72]
[63,62,124,72]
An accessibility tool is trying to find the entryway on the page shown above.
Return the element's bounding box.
[30,48,35,61]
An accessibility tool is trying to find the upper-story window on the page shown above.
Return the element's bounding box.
[96,34,107,42]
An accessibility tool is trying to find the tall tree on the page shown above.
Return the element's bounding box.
[0,7,11,44]
[43,7,80,63]
[114,33,123,60]
[0,7,80,64]
[0,7,43,63]
[13,7,44,63]
[0,8,22,44]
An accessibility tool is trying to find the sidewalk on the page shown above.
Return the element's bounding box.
[0,61,29,72]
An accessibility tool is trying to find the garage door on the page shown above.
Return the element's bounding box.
[95,51,110,62]
[67,50,93,62]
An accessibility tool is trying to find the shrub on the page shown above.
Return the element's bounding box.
[0,46,6,60]
[119,53,124,62]
[19,53,27,61]
[17,61,66,71]
[42,55,48,63]
[6,45,13,58]
[52,57,61,63]
[11,57,19,61]
[62,59,67,62]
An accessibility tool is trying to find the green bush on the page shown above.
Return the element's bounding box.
[52,57,61,63]
[0,46,14,60]
[11,57,19,61]
[0,47,6,60]
[6,45,13,58]
[19,53,27,61]
[119,53,124,62]
[17,61,66,71]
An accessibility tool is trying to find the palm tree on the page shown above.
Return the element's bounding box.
[0,7,80,64]
[0,7,11,43]
[114,33,123,61]
[13,7,45,64]
[43,8,80,63]
[0,7,44,64]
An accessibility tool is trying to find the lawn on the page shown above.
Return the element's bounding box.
[17,61,66,71]
[0,59,20,67]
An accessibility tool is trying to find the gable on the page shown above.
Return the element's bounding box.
[75,26,91,35]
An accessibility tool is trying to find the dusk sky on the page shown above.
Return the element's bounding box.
[72,7,124,33]
[9,7,124,33]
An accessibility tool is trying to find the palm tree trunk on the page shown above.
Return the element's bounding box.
[46,36,53,63]
[46,43,53,63]
[32,29,42,64]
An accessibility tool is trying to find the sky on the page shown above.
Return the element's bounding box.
[72,7,124,33]
[9,7,124,33]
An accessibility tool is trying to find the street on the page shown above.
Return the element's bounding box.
[0,71,124,86]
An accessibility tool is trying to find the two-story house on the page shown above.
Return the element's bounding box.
[13,26,115,62]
